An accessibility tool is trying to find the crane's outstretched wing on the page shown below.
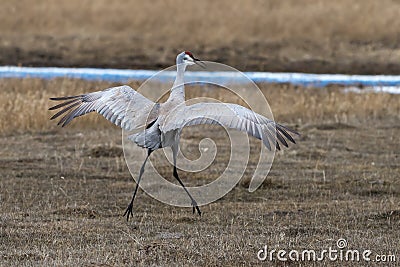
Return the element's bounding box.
[49,85,159,130]
[160,103,298,150]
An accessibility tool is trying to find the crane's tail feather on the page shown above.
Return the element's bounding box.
[276,124,297,144]
[50,102,81,121]
[269,124,289,148]
[258,123,298,150]
[49,95,83,101]
[49,95,95,127]
[276,123,300,136]
[49,98,82,111]
[263,125,281,151]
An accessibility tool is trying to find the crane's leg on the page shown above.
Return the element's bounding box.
[124,149,152,221]
[172,145,201,216]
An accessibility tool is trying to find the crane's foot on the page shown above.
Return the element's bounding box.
[123,202,134,222]
[191,199,201,216]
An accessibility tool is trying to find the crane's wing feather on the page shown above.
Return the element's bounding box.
[161,103,298,150]
[49,85,159,130]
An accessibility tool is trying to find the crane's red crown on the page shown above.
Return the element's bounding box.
[184,51,194,58]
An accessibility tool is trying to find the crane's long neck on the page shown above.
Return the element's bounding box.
[169,63,186,104]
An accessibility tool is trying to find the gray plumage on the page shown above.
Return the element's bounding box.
[50,85,159,130]
[49,51,299,221]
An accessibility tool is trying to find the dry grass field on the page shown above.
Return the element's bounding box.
[1,0,400,73]
[0,78,399,134]
[1,0,400,265]
[0,78,399,266]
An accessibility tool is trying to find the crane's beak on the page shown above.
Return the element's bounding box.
[194,57,206,69]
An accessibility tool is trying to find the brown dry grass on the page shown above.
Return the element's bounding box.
[0,78,399,134]
[0,79,399,265]
[1,0,400,73]
[2,0,400,45]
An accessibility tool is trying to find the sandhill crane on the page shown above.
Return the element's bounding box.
[49,51,299,221]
